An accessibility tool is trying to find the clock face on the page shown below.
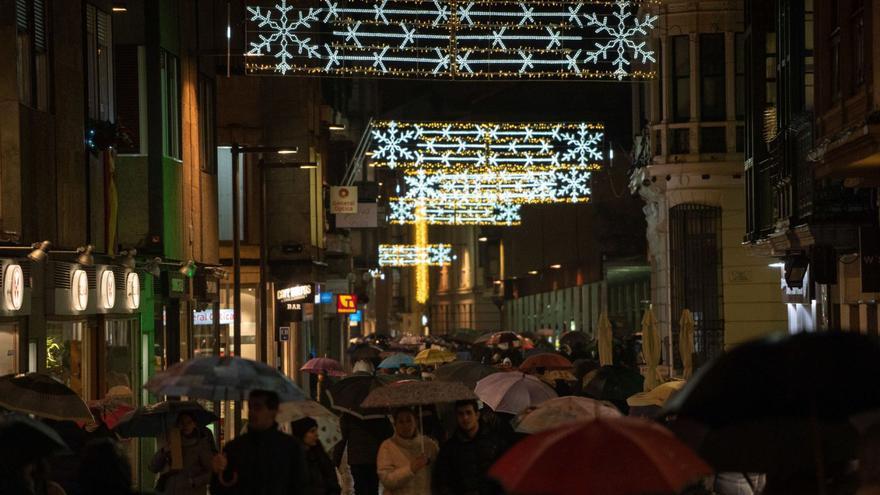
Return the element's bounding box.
[126,272,140,309]
[72,270,89,311]
[4,264,23,311]
[101,270,116,309]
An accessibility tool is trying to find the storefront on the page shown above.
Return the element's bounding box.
[276,282,315,388]
[191,274,224,358]
[0,259,31,375]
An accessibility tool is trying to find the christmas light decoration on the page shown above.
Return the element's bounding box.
[378,244,454,266]
[245,0,658,80]
[388,197,523,225]
[415,206,430,303]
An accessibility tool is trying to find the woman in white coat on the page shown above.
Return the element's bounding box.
[376,408,439,495]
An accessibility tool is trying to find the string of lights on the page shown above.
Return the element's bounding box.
[246,0,657,79]
[378,244,455,266]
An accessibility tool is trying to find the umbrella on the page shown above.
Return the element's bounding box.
[87,399,135,430]
[641,307,661,390]
[326,374,403,420]
[664,331,880,476]
[679,309,695,379]
[0,373,93,423]
[361,380,476,408]
[485,331,522,347]
[300,357,346,377]
[278,400,342,455]
[559,331,590,348]
[627,380,686,408]
[144,356,307,402]
[490,417,712,495]
[116,400,219,438]
[433,361,501,390]
[538,370,577,386]
[397,335,423,346]
[378,353,415,369]
[475,372,557,415]
[597,310,613,366]
[413,348,456,366]
[582,365,645,403]
[514,396,621,434]
[519,353,573,374]
[349,344,384,362]
[0,413,70,463]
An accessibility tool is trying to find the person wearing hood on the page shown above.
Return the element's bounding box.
[291,417,341,495]
[377,408,439,495]
[149,412,214,494]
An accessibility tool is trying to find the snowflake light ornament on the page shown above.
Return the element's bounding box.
[494,204,522,225]
[388,198,415,223]
[247,1,323,75]
[556,169,591,202]
[560,124,604,167]
[404,170,440,199]
[585,0,658,80]
[371,121,416,168]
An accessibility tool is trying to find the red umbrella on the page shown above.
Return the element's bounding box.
[490,417,712,495]
[301,357,346,377]
[519,353,573,373]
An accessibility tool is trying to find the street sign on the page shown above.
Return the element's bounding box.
[337,294,357,314]
[279,326,290,341]
[330,187,358,214]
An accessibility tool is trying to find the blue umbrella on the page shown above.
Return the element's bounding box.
[378,353,415,369]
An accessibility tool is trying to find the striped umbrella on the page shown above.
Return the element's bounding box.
[145,356,307,402]
[0,373,93,423]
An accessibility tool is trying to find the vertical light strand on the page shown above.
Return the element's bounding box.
[415,203,430,304]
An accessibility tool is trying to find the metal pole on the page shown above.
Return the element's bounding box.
[231,143,242,434]
[259,160,269,363]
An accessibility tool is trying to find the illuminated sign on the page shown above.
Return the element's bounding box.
[350,310,363,322]
[337,293,358,314]
[71,269,89,311]
[126,273,141,310]
[320,292,334,304]
[4,264,23,311]
[277,284,314,302]
[244,0,658,80]
[193,309,236,325]
[100,270,116,309]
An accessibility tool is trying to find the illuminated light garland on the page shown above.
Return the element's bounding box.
[246,0,658,79]
[378,244,454,266]
[414,206,430,303]
[403,168,594,203]
[388,197,523,225]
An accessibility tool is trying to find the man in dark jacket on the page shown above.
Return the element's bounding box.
[433,400,508,495]
[334,412,392,495]
[210,390,308,495]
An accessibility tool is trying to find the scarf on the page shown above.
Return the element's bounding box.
[390,432,425,457]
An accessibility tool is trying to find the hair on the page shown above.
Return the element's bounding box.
[290,417,318,440]
[248,390,280,410]
[392,407,417,422]
[454,400,479,413]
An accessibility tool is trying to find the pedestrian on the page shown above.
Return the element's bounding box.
[291,417,341,495]
[377,408,439,495]
[149,412,214,494]
[75,438,133,495]
[432,400,507,495]
[210,390,307,495]
[334,413,392,495]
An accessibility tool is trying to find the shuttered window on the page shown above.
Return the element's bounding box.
[86,4,114,122]
[15,0,51,110]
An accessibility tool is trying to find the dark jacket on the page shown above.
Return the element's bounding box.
[432,426,508,495]
[210,424,307,495]
[297,440,341,495]
[335,414,393,467]
[150,431,214,495]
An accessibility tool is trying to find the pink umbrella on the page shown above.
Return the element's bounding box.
[475,372,557,415]
[301,357,346,377]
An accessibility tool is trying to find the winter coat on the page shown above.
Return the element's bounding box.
[209,423,307,495]
[335,414,393,467]
[377,433,439,495]
[432,426,508,495]
[150,431,214,495]
[298,439,341,495]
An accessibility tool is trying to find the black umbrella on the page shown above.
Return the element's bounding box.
[0,373,93,422]
[116,400,219,438]
[348,344,384,363]
[581,365,644,402]
[0,413,69,463]
[326,374,403,419]
[664,331,880,479]
[433,361,501,390]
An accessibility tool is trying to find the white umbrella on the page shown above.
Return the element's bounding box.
[278,400,342,455]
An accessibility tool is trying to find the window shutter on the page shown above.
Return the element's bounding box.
[33,0,45,52]
[16,0,28,31]
[115,45,141,154]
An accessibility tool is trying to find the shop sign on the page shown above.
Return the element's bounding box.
[284,302,302,311]
[126,273,140,310]
[335,202,378,228]
[337,294,357,314]
[349,310,362,323]
[330,186,358,214]
[4,264,24,311]
[279,326,290,341]
[193,309,235,325]
[277,284,313,302]
[100,270,116,309]
[71,269,89,311]
[319,292,333,304]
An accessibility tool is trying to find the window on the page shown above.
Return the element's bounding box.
[669,204,724,368]
[700,34,726,121]
[700,127,726,154]
[804,0,815,110]
[15,0,51,110]
[46,321,88,398]
[199,76,217,174]
[670,128,690,154]
[86,4,114,122]
[735,33,745,120]
[852,0,865,88]
[161,50,181,159]
[115,45,143,154]
[735,125,744,153]
[672,35,691,122]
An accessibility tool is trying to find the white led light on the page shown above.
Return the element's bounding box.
[378,244,455,266]
[245,0,658,79]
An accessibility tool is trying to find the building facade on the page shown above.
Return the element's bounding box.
[630,0,786,372]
